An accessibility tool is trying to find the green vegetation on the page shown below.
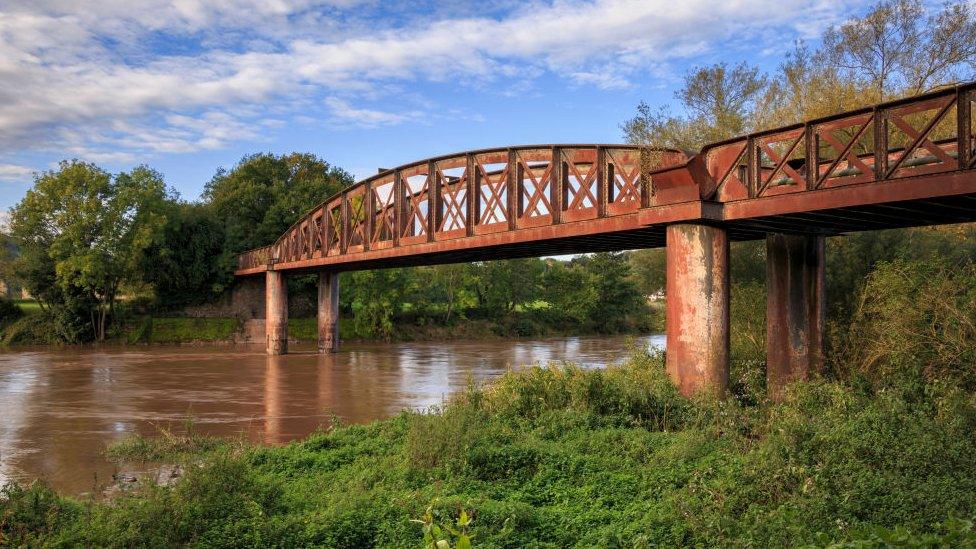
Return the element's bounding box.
[3,340,976,546]
[2,3,976,543]
[4,252,976,545]
[142,318,241,344]
[622,0,976,151]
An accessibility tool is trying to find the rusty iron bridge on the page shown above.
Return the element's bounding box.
[236,83,976,399]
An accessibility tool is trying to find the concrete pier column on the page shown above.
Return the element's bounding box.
[766,233,825,400]
[317,272,340,353]
[665,223,730,397]
[265,269,288,355]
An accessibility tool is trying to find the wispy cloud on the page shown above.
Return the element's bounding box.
[0,0,871,163]
[0,163,35,182]
[325,98,424,128]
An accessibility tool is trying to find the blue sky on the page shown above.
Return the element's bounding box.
[0,0,882,216]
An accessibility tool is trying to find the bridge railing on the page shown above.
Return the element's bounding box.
[238,245,273,271]
[237,83,976,272]
[701,83,975,201]
[237,145,687,270]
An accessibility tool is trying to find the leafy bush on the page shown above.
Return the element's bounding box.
[838,259,976,390]
[0,296,21,326]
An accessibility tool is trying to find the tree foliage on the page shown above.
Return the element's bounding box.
[8,161,171,340]
[623,0,976,151]
[204,152,353,254]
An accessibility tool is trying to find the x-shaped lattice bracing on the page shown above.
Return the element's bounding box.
[758,132,805,195]
[477,163,508,225]
[371,185,396,243]
[608,153,640,203]
[328,208,342,251]
[348,196,367,245]
[403,176,430,237]
[518,158,552,218]
[564,158,597,210]
[887,98,957,177]
[815,118,874,186]
[439,179,467,231]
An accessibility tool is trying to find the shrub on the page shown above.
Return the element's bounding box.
[837,259,976,390]
[0,296,22,326]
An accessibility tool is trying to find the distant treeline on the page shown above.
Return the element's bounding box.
[0,152,662,343]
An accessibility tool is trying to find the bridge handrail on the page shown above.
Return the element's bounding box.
[699,82,975,201]
[238,144,686,270]
[237,82,975,272]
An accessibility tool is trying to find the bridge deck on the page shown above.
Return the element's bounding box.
[236,83,976,276]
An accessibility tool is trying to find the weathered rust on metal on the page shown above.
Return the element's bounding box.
[317,271,339,354]
[235,83,976,394]
[265,270,288,355]
[766,234,825,400]
[665,223,730,397]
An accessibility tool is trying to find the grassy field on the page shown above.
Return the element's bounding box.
[146,317,241,344]
[1,350,974,547]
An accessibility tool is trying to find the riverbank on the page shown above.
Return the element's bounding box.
[0,299,666,346]
[2,349,974,546]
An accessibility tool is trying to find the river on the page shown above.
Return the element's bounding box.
[0,334,665,495]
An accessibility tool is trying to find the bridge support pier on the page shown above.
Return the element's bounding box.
[317,272,339,353]
[765,233,825,400]
[266,270,288,355]
[665,223,730,397]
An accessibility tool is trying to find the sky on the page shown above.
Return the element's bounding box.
[0,0,883,216]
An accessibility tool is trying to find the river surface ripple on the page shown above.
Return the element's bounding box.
[0,334,665,495]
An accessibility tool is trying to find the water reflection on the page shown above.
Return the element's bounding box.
[0,334,664,494]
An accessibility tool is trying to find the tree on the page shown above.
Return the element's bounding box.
[541,261,599,325]
[474,259,545,318]
[140,202,229,309]
[621,62,768,151]
[9,161,171,340]
[341,268,411,338]
[204,152,354,254]
[628,249,666,297]
[624,1,976,152]
[820,0,976,100]
[575,252,645,333]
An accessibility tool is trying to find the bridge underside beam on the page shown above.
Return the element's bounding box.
[665,223,730,397]
[766,233,825,400]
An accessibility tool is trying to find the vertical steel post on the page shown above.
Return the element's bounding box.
[393,170,404,244]
[340,192,349,254]
[958,88,971,169]
[873,107,888,180]
[506,149,517,230]
[550,146,563,223]
[596,146,607,217]
[466,154,477,236]
[427,160,438,241]
[363,182,373,251]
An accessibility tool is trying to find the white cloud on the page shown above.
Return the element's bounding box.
[0,163,34,181]
[0,0,872,162]
[325,98,423,128]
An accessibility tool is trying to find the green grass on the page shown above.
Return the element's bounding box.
[148,317,240,343]
[13,299,40,314]
[2,350,975,547]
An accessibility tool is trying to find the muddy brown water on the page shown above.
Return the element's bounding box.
[0,334,665,495]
